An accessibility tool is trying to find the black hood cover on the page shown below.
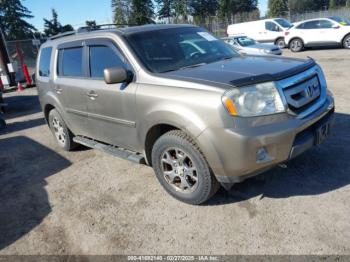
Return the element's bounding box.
[160,55,316,88]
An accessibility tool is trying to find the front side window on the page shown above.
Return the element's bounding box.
[274,18,293,28]
[58,47,83,77]
[319,20,333,29]
[89,46,124,78]
[125,27,238,73]
[265,22,281,32]
[39,47,52,77]
[303,21,321,29]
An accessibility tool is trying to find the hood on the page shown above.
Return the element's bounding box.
[160,55,315,88]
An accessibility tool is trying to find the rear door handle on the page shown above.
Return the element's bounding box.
[87,91,98,99]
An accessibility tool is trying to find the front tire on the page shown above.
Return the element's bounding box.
[290,38,304,52]
[343,34,350,49]
[48,109,77,151]
[151,130,220,205]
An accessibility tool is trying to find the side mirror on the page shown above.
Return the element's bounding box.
[104,67,132,84]
[333,25,340,29]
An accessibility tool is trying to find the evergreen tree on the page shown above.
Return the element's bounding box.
[190,0,218,24]
[112,0,130,24]
[157,0,173,18]
[129,0,154,25]
[43,9,74,37]
[329,0,337,8]
[85,20,99,30]
[0,0,36,40]
[218,0,258,23]
[268,0,288,17]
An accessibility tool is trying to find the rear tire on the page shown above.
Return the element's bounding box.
[275,38,285,49]
[151,130,220,205]
[343,34,350,49]
[290,38,304,52]
[48,109,77,151]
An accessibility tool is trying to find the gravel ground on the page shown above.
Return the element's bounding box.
[0,49,349,255]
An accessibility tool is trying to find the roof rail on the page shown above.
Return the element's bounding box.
[49,31,76,40]
[77,23,138,33]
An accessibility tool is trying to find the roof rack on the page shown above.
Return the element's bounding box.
[48,23,146,41]
[77,23,138,33]
[49,31,76,40]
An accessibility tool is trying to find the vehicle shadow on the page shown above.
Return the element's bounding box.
[0,136,71,250]
[207,112,350,206]
[3,95,41,120]
[0,117,46,134]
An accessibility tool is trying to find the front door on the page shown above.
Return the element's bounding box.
[84,39,138,150]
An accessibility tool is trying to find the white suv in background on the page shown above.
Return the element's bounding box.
[285,16,350,52]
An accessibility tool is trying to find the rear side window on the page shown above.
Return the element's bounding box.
[39,47,52,77]
[89,46,124,78]
[58,47,83,77]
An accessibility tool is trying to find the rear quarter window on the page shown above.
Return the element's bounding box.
[38,47,52,77]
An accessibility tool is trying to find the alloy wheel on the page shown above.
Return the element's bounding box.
[52,117,66,146]
[160,147,198,193]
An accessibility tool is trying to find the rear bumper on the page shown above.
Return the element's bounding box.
[197,95,335,184]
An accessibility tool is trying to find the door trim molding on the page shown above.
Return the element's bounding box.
[66,108,136,128]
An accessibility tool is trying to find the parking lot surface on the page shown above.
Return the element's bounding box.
[0,49,350,255]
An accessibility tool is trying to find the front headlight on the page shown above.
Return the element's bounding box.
[222,82,285,117]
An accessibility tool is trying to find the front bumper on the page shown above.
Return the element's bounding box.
[197,95,335,184]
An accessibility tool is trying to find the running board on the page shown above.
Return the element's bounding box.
[73,136,145,164]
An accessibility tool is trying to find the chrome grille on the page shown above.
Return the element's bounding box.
[283,75,321,112]
[277,65,327,119]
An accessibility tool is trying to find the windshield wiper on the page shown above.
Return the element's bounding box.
[179,63,207,70]
[160,63,207,73]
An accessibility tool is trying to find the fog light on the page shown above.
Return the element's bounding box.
[256,147,274,163]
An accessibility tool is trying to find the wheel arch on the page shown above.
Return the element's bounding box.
[342,33,350,47]
[288,37,304,47]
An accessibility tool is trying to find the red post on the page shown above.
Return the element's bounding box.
[15,41,31,86]
[22,64,31,85]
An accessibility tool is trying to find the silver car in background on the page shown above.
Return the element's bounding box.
[223,35,282,55]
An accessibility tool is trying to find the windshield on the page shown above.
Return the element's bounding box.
[329,16,350,26]
[274,18,293,28]
[125,27,238,73]
[235,37,256,47]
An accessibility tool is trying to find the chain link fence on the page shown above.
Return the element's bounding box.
[289,7,350,23]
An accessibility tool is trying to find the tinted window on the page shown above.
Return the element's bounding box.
[274,18,293,28]
[39,47,52,77]
[58,47,83,77]
[236,37,256,47]
[303,21,321,29]
[319,20,333,28]
[265,22,281,32]
[89,46,124,78]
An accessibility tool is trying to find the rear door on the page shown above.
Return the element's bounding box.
[301,20,325,45]
[55,41,93,137]
[84,38,138,149]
